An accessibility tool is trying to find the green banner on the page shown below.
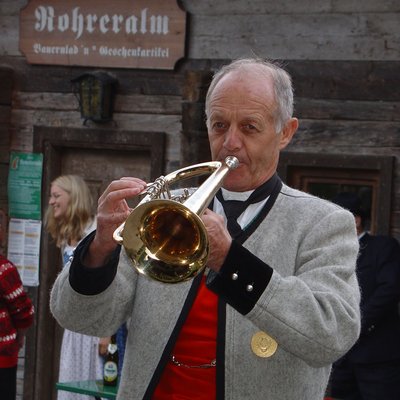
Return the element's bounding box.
[8,152,43,220]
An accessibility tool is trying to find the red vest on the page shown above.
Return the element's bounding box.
[153,276,218,399]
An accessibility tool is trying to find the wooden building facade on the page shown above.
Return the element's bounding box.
[1,1,399,399]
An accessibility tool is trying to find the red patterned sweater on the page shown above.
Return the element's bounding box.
[0,255,34,368]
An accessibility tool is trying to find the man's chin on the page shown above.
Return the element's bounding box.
[222,176,253,192]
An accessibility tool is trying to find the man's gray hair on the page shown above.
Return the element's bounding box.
[205,58,295,133]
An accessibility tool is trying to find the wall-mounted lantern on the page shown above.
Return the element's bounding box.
[71,71,118,125]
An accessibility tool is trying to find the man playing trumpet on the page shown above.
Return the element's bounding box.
[51,58,361,399]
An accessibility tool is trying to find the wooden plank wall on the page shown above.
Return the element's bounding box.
[3,1,400,60]
[1,0,399,192]
[0,55,185,260]
[285,60,400,237]
[184,1,400,61]
[6,56,184,168]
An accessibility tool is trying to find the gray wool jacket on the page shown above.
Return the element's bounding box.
[50,184,361,400]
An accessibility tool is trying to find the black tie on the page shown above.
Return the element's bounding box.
[216,174,279,238]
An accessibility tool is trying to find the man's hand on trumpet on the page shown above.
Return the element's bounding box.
[85,177,147,268]
[201,208,232,273]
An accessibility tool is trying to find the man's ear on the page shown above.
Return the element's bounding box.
[355,215,363,234]
[279,117,299,150]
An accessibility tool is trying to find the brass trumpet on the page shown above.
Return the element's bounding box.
[113,156,239,283]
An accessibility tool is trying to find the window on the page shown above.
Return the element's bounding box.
[278,153,394,235]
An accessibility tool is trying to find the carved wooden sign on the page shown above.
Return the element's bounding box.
[19,0,186,69]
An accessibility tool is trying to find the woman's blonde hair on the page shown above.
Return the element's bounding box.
[44,175,94,247]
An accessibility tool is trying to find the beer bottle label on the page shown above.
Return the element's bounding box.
[104,361,118,382]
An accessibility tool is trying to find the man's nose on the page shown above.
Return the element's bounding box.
[224,127,242,151]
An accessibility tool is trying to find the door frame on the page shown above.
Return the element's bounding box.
[25,126,165,400]
[278,152,394,235]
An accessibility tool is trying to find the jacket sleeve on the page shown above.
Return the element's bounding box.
[207,241,273,314]
[210,208,361,367]
[50,236,138,338]
[359,236,400,334]
[68,231,120,295]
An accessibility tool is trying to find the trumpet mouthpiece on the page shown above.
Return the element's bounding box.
[225,156,239,170]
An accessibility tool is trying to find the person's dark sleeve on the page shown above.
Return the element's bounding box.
[69,230,121,295]
[206,240,273,315]
[361,236,400,334]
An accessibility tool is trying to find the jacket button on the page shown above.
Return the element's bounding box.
[246,284,254,292]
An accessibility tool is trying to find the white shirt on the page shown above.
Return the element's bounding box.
[213,188,269,231]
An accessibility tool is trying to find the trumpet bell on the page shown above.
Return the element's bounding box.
[120,199,208,283]
[113,156,239,284]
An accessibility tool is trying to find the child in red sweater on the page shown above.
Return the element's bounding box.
[0,242,34,399]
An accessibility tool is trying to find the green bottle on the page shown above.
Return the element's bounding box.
[103,334,119,386]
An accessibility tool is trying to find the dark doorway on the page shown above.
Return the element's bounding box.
[25,126,165,400]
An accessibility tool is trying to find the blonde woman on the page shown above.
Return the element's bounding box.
[45,175,103,400]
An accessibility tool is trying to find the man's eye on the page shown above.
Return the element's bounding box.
[212,122,226,131]
[243,123,259,132]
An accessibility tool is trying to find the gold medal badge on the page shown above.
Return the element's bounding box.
[251,331,278,358]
